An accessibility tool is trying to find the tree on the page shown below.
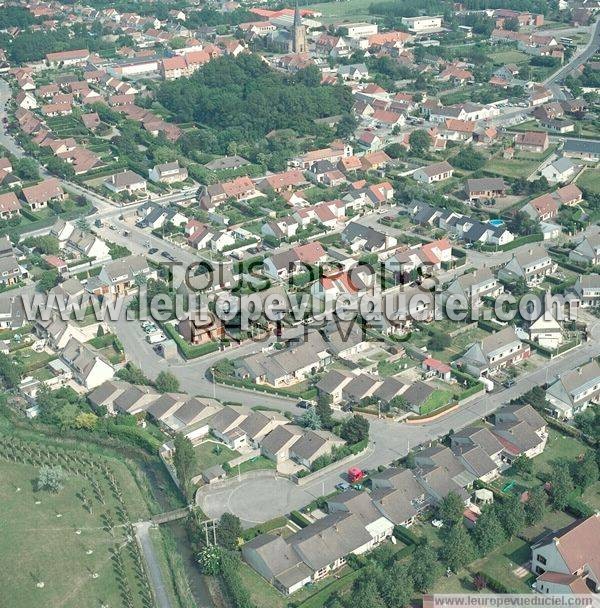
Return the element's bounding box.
[409,544,442,592]
[0,352,22,388]
[498,495,526,539]
[550,462,574,510]
[96,325,104,338]
[173,433,197,498]
[439,491,465,526]
[379,562,413,608]
[440,523,476,572]
[13,157,39,180]
[155,371,180,393]
[217,512,242,550]
[37,270,59,293]
[512,454,533,476]
[23,235,59,255]
[408,130,430,157]
[115,362,151,385]
[452,146,486,171]
[427,331,451,352]
[315,392,333,429]
[300,406,322,430]
[525,486,547,526]
[473,506,506,555]
[571,452,599,490]
[353,577,386,608]
[74,412,98,430]
[37,465,67,493]
[340,414,369,445]
[336,113,358,139]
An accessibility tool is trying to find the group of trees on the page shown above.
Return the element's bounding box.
[157,55,353,158]
[173,433,197,500]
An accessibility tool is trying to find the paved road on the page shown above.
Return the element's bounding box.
[134,521,172,608]
[197,318,600,526]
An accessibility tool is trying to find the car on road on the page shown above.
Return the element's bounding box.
[148,247,158,254]
[94,219,103,228]
[335,482,350,492]
[161,251,175,261]
[123,230,130,237]
[296,400,313,409]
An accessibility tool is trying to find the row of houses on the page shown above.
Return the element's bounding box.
[243,402,548,594]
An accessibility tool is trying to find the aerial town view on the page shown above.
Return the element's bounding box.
[0,0,600,606]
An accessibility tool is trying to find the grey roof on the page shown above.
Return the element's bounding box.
[495,402,546,431]
[466,177,506,192]
[204,155,250,170]
[289,511,372,571]
[342,222,387,250]
[493,420,543,452]
[209,405,250,434]
[454,445,498,478]
[171,397,220,426]
[102,255,150,282]
[202,464,225,481]
[291,430,342,461]
[238,410,286,441]
[316,369,352,394]
[62,337,110,380]
[402,381,435,407]
[88,379,128,407]
[343,373,380,401]
[113,384,157,414]
[563,139,600,156]
[260,424,304,455]
[373,377,407,403]
[452,426,504,456]
[146,392,185,420]
[370,468,425,524]
[327,489,383,527]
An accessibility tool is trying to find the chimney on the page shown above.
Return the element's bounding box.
[528,249,533,255]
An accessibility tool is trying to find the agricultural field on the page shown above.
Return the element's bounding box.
[0,436,155,608]
[309,0,375,24]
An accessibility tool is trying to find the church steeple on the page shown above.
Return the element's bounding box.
[292,0,307,53]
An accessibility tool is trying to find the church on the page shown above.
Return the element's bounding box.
[267,2,308,54]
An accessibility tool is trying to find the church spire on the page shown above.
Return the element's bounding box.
[293,0,302,27]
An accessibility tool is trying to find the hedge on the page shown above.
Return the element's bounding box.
[289,510,311,528]
[479,233,543,252]
[214,370,317,401]
[220,552,257,608]
[566,496,595,519]
[393,525,419,546]
[477,319,505,333]
[242,516,289,541]
[162,323,220,359]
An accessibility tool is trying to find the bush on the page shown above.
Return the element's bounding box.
[220,551,256,608]
[393,525,420,545]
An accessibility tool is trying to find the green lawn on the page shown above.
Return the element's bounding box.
[192,440,239,476]
[581,481,600,511]
[519,510,575,543]
[576,168,600,194]
[470,538,534,593]
[228,455,275,477]
[488,50,531,65]
[308,0,374,23]
[0,453,152,608]
[10,348,56,373]
[484,157,540,179]
[420,389,455,415]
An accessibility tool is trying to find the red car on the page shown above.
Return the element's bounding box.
[348,467,364,484]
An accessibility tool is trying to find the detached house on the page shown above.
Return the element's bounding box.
[499,245,557,286]
[0,192,22,219]
[514,131,549,153]
[61,337,114,389]
[457,326,530,377]
[104,170,147,195]
[446,267,503,305]
[465,177,507,203]
[149,161,188,184]
[342,222,397,254]
[491,403,548,461]
[413,161,454,185]
[569,232,600,266]
[573,274,600,308]
[199,176,257,211]
[88,255,156,296]
[263,242,327,280]
[21,178,65,211]
[532,515,600,593]
[545,360,600,419]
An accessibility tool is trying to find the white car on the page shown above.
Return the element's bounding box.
[431,519,444,528]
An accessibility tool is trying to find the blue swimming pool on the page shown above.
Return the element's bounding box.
[488,219,505,227]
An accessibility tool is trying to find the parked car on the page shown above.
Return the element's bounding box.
[335,482,350,492]
[148,247,158,254]
[146,332,166,344]
[161,251,175,261]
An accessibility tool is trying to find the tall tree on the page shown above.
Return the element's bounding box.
[525,486,547,526]
[550,463,574,511]
[340,414,369,444]
[409,544,442,592]
[498,495,526,539]
[441,524,477,573]
[438,491,465,526]
[173,433,197,499]
[216,512,242,550]
[379,563,414,608]
[473,506,506,555]
[571,452,599,489]
[408,129,431,157]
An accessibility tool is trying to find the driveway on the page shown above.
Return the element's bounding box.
[134,521,172,608]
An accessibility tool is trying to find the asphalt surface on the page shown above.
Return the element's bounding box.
[134,522,172,608]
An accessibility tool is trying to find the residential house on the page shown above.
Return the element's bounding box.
[316,370,354,405]
[499,245,557,286]
[260,424,305,463]
[21,179,65,211]
[341,222,397,254]
[0,192,22,219]
[465,178,507,203]
[573,274,600,308]
[491,403,547,460]
[531,514,600,592]
[446,267,503,306]
[61,337,114,389]
[545,360,600,419]
[413,161,454,185]
[289,430,345,468]
[263,242,327,280]
[569,232,600,266]
[529,311,565,350]
[199,176,257,211]
[562,139,600,162]
[540,157,577,183]
[88,255,156,296]
[370,467,426,527]
[457,326,530,377]
[177,312,225,345]
[514,131,549,153]
[104,170,147,195]
[148,161,188,184]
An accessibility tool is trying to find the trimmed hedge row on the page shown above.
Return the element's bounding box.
[289,510,311,528]
[393,525,420,546]
[162,323,220,359]
[214,371,317,401]
[242,516,289,541]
